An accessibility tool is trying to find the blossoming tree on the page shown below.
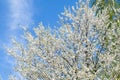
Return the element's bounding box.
[7,0,120,80]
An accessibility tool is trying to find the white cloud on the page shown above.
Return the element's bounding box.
[8,0,33,30]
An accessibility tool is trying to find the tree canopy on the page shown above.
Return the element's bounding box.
[7,0,120,80]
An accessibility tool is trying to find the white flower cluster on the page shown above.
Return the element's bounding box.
[7,0,120,80]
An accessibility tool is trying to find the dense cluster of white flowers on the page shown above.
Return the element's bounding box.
[7,0,120,80]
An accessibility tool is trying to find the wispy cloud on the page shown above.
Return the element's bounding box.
[8,0,33,30]
[0,1,34,78]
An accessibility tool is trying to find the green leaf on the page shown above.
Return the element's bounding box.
[107,23,112,29]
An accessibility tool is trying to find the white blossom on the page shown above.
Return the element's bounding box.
[7,0,120,80]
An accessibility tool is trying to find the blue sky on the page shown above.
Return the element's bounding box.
[0,0,78,79]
